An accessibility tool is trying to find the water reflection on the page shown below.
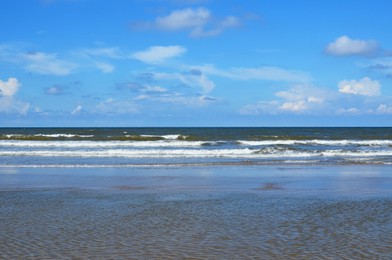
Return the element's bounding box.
[1,190,391,259]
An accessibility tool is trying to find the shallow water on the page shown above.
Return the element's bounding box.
[1,190,392,259]
[1,166,392,259]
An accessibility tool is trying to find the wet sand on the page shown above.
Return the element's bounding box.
[1,165,392,259]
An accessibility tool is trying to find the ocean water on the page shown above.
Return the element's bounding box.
[1,166,392,259]
[2,128,392,259]
[1,127,392,167]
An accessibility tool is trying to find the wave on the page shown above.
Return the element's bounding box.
[35,134,94,138]
[1,134,94,140]
[2,138,392,149]
[1,148,392,159]
[0,133,193,142]
[2,159,392,168]
[0,140,207,148]
[139,134,188,140]
[0,148,256,158]
[238,139,392,146]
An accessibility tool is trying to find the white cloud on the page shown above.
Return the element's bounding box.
[79,47,122,59]
[0,97,30,115]
[338,77,381,96]
[151,70,215,93]
[181,69,215,93]
[141,85,167,93]
[75,47,123,73]
[239,101,280,115]
[137,7,240,37]
[133,45,186,64]
[190,64,311,83]
[95,98,139,114]
[325,35,378,56]
[337,107,361,115]
[71,105,82,115]
[0,77,30,114]
[220,16,240,28]
[135,92,216,106]
[0,77,20,96]
[376,104,392,114]
[240,86,329,115]
[275,86,326,113]
[45,86,61,95]
[190,15,240,37]
[95,61,114,73]
[239,74,391,117]
[118,82,168,93]
[156,7,210,31]
[22,52,76,75]
[45,85,69,95]
[121,70,217,107]
[367,57,392,77]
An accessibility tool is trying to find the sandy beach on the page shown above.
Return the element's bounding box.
[1,165,392,259]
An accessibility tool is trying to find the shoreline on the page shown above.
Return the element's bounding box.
[1,165,392,259]
[1,164,392,196]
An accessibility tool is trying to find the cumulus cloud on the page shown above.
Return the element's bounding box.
[240,79,392,117]
[338,77,381,96]
[44,85,69,95]
[325,35,378,56]
[190,15,240,37]
[0,77,30,114]
[0,77,20,96]
[190,64,311,83]
[22,51,76,75]
[240,86,330,115]
[156,7,209,30]
[337,107,361,115]
[275,86,327,113]
[134,7,240,37]
[0,97,30,115]
[377,104,392,114]
[133,45,186,64]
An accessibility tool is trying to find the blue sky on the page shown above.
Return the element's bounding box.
[1,0,392,126]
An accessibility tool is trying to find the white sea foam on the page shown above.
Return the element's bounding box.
[1,148,392,159]
[3,134,94,138]
[2,138,391,149]
[35,134,94,138]
[0,140,206,148]
[139,134,186,140]
[0,149,255,158]
[238,139,392,146]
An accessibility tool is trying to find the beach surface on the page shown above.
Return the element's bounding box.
[1,165,392,259]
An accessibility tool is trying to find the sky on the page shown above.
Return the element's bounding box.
[1,0,392,127]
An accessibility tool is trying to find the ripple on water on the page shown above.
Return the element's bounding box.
[1,190,392,259]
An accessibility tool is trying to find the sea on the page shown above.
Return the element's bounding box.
[2,127,392,259]
[1,127,392,167]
